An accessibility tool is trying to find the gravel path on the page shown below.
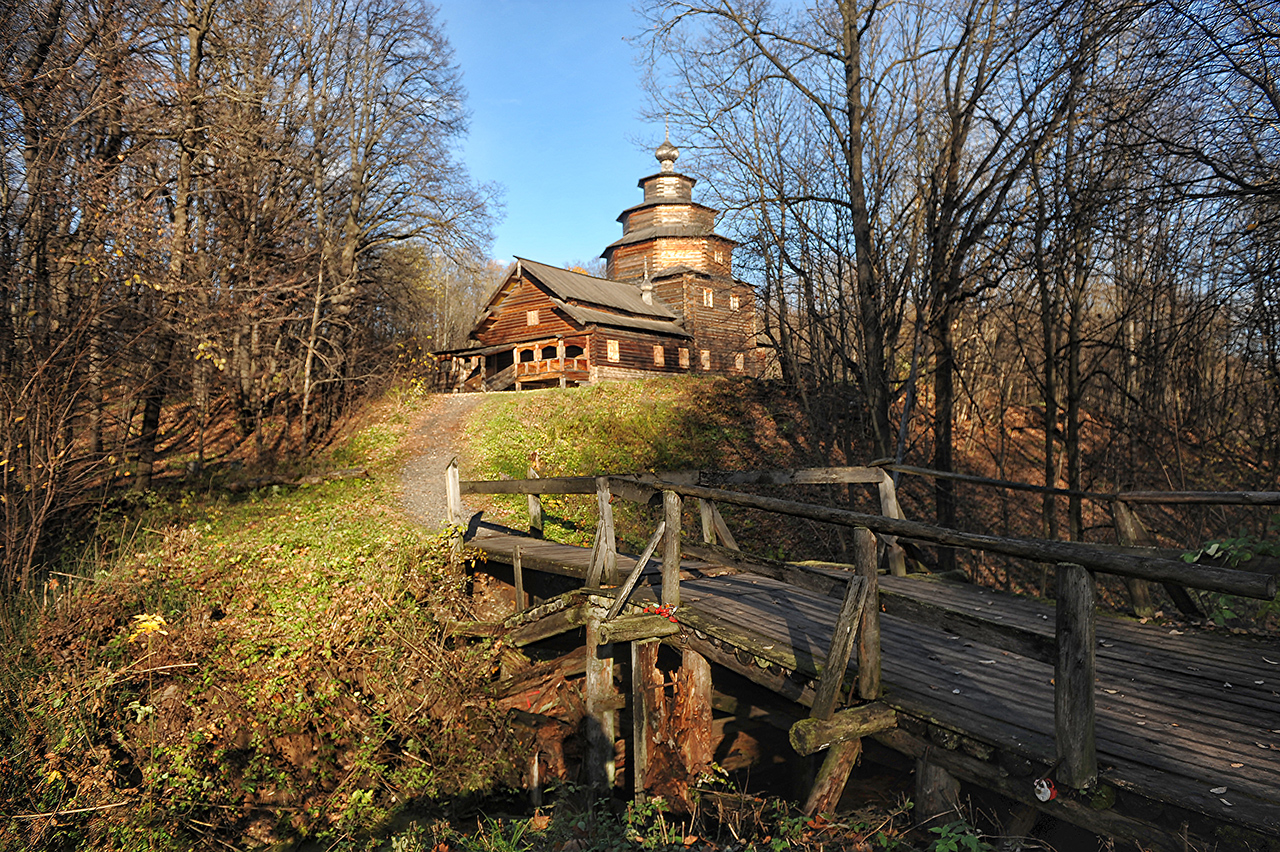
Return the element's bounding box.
[400,392,486,530]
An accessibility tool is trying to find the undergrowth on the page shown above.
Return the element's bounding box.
[0,390,521,851]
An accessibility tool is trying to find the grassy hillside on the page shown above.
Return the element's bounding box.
[0,388,520,851]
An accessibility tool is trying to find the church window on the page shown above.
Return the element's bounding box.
[653,345,665,367]
[730,294,740,311]
[702,288,714,308]
[526,310,539,326]
[607,339,620,362]
[734,352,745,372]
[678,347,690,368]
[700,349,711,370]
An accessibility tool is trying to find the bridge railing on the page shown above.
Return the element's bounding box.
[446,461,1277,789]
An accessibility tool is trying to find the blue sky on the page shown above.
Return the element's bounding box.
[439,1,663,268]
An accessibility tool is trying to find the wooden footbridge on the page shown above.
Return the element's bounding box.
[444,463,1280,851]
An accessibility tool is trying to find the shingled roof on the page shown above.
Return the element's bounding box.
[513,257,677,319]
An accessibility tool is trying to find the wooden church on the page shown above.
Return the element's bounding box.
[436,140,757,391]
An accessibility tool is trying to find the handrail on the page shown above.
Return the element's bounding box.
[624,478,1275,600]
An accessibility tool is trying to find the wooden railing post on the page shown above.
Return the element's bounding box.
[699,498,715,544]
[854,527,881,700]
[875,473,908,577]
[1055,561,1097,789]
[527,463,543,539]
[446,458,462,528]
[596,477,617,584]
[663,490,681,607]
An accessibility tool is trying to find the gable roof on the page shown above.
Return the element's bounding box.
[513,257,677,320]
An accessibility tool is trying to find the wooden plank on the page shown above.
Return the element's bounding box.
[446,458,462,526]
[632,639,661,801]
[811,575,868,719]
[598,478,618,584]
[508,604,588,647]
[599,614,680,644]
[1055,563,1097,788]
[513,544,525,613]
[1110,501,1154,618]
[663,490,681,607]
[709,502,739,551]
[699,499,715,544]
[462,475,598,495]
[805,739,862,816]
[682,542,847,598]
[879,588,1056,664]
[527,466,544,538]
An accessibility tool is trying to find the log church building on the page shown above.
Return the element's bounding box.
[435,140,758,391]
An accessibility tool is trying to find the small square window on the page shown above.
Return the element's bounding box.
[730,294,740,311]
[526,310,539,326]
[678,347,690,368]
[702,288,714,308]
[734,352,745,372]
[606,339,620,362]
[653,345,665,367]
[700,349,711,370]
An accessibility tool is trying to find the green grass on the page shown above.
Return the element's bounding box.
[0,402,519,852]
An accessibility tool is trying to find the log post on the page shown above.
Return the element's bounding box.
[699,498,716,544]
[596,477,618,584]
[446,458,462,528]
[1111,500,1154,618]
[1055,562,1097,789]
[662,490,681,608]
[876,473,908,577]
[915,759,961,826]
[513,545,525,613]
[854,528,881,700]
[585,612,617,793]
[676,648,713,779]
[631,639,663,802]
[527,463,543,539]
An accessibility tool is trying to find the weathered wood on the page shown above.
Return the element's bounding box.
[1055,562,1097,789]
[699,498,715,544]
[632,639,662,801]
[663,490,682,607]
[585,526,604,588]
[508,604,588,647]
[599,613,680,645]
[876,475,909,577]
[915,759,961,826]
[597,477,618,584]
[603,521,667,621]
[699,466,888,487]
[513,545,525,613]
[446,458,462,527]
[879,587,1057,665]
[874,461,1113,501]
[461,475,597,496]
[644,480,1276,599]
[584,614,616,792]
[854,528,881,700]
[804,739,862,816]
[1112,500,1202,618]
[810,574,868,720]
[789,703,897,756]
[709,501,739,551]
[527,466,544,538]
[682,542,848,598]
[676,648,713,777]
[1117,490,1280,506]
[875,729,1185,852]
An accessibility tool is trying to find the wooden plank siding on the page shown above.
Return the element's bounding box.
[610,237,735,282]
[475,277,579,345]
[589,328,688,380]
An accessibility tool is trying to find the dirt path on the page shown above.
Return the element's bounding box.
[400,392,486,530]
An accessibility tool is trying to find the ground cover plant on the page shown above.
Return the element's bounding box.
[0,391,522,851]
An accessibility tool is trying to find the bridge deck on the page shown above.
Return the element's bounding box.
[467,527,1280,842]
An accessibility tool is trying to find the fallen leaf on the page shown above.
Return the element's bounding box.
[952,688,962,694]
[980,659,996,665]
[1264,657,1278,665]
[683,835,699,847]
[1231,763,1244,768]
[1104,689,1118,694]
[1211,786,1228,794]
[1221,798,1233,806]
[530,813,552,831]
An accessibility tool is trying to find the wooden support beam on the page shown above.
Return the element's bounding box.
[508,604,587,647]
[1055,562,1097,789]
[810,575,868,719]
[663,490,682,607]
[676,648,713,778]
[915,758,961,827]
[1112,500,1200,618]
[632,639,662,802]
[789,703,897,756]
[854,528,881,700]
[599,613,679,645]
[584,613,616,793]
[876,474,909,577]
[709,501,739,551]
